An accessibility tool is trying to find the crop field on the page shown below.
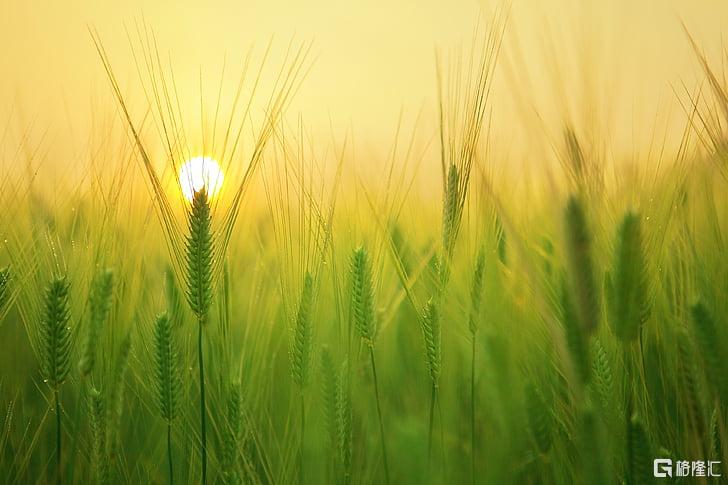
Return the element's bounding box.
[1,2,728,484]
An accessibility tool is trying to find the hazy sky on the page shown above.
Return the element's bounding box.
[2,0,728,171]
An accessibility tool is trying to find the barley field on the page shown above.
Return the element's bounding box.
[1,2,728,484]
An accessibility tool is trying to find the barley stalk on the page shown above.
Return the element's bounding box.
[185,188,214,484]
[153,312,180,485]
[40,276,71,482]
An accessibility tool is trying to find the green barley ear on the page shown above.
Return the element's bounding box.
[442,163,460,256]
[222,382,242,482]
[420,298,441,386]
[40,277,72,389]
[79,269,114,376]
[350,247,376,346]
[186,188,214,324]
[590,339,614,414]
[608,213,648,342]
[153,313,180,423]
[525,383,552,455]
[626,415,652,485]
[560,277,591,385]
[690,302,728,401]
[88,387,109,485]
[320,346,339,450]
[107,331,132,459]
[468,248,486,335]
[0,267,10,312]
[291,272,314,389]
[563,196,599,335]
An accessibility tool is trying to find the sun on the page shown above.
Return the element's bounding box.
[179,156,224,202]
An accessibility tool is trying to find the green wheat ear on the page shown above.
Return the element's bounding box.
[690,302,728,401]
[420,297,441,386]
[88,386,109,485]
[153,313,180,423]
[350,247,376,346]
[468,248,486,335]
[607,212,648,342]
[79,269,114,376]
[40,276,72,389]
[563,196,599,335]
[291,272,314,389]
[186,188,214,324]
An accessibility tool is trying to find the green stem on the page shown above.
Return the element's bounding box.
[167,422,174,485]
[369,347,390,484]
[198,322,207,485]
[470,334,476,485]
[300,393,305,485]
[55,388,62,485]
[428,382,436,466]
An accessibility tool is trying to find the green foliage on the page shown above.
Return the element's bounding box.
[40,276,72,390]
[153,313,180,423]
[185,189,214,323]
[79,269,114,376]
[0,267,10,312]
[525,383,552,455]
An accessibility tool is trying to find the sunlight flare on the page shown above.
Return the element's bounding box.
[179,156,224,202]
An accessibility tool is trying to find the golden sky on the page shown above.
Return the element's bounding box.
[2,0,728,173]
